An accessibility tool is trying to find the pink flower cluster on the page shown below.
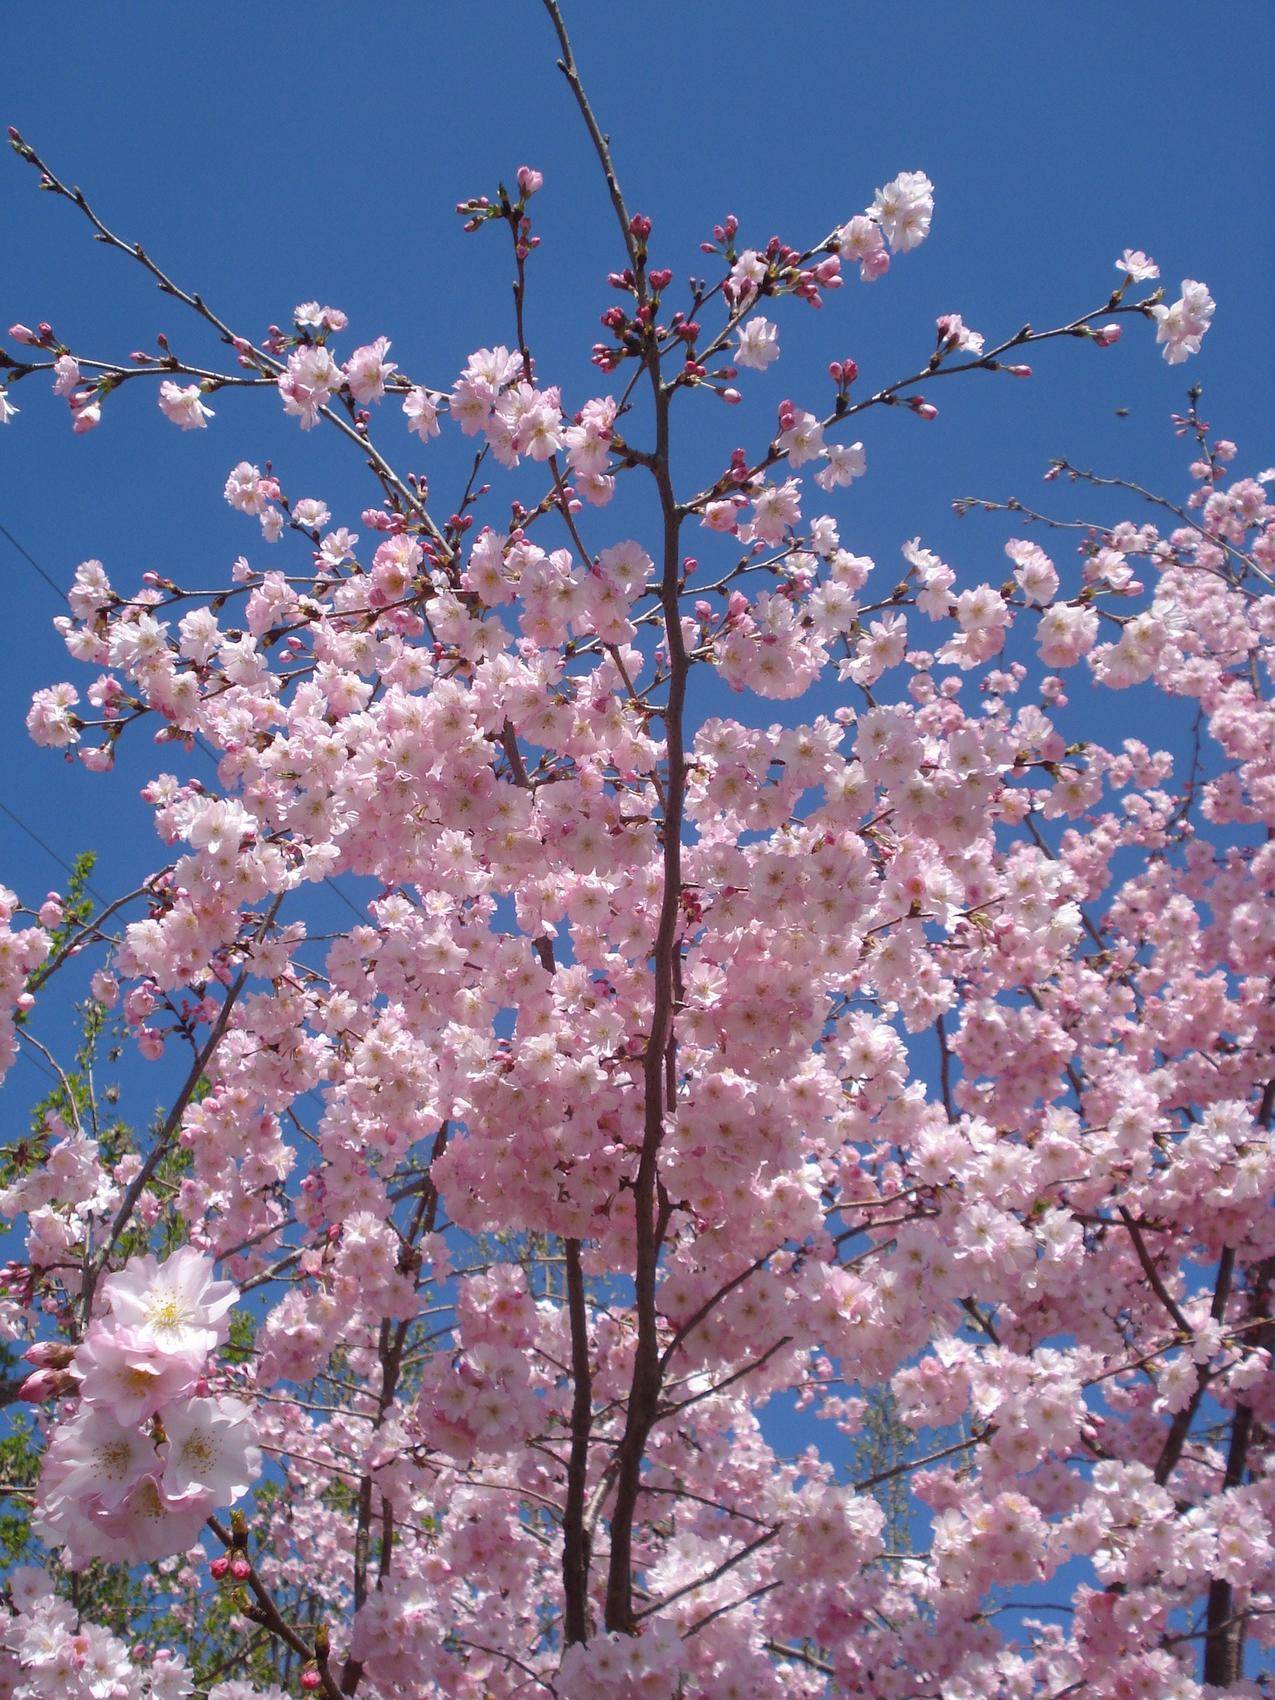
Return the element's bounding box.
[0,886,49,1077]
[31,1248,259,1566]
[1,1567,289,1699]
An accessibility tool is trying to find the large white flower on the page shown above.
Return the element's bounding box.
[871,170,934,252]
[159,1396,261,1505]
[100,1246,237,1355]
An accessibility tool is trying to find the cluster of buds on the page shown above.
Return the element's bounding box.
[18,1337,76,1403]
[726,446,754,486]
[7,321,57,348]
[794,252,843,307]
[700,212,740,258]
[455,193,496,233]
[829,357,859,401]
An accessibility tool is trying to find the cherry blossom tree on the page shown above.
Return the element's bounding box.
[3,4,1273,1696]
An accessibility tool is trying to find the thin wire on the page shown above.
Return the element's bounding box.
[0,798,108,903]
[13,1044,60,1088]
[0,520,64,598]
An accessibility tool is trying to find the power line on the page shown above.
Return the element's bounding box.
[13,1044,59,1088]
[0,798,107,903]
[0,519,64,599]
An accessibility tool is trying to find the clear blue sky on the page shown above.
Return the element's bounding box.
[2,2,1272,1093]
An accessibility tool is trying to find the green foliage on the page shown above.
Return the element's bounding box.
[0,1417,40,1570]
[849,1383,915,1558]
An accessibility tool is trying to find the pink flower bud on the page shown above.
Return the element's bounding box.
[1005,364,1033,378]
[1093,324,1122,347]
[8,324,37,344]
[301,1671,323,1692]
[23,1339,74,1369]
[628,214,652,241]
[516,165,543,197]
[210,1556,231,1581]
[19,1367,77,1402]
[721,388,742,405]
[231,1557,251,1581]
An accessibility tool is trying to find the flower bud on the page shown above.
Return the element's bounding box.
[19,1368,77,1401]
[23,1339,74,1369]
[516,165,543,197]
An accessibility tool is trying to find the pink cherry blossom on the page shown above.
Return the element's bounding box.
[73,1324,202,1424]
[1152,278,1216,364]
[342,335,396,405]
[99,1246,236,1354]
[157,380,214,429]
[734,315,780,371]
[158,1396,260,1504]
[1117,247,1160,280]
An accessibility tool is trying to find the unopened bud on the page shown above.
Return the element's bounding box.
[23,1340,74,1369]
[19,1368,77,1402]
